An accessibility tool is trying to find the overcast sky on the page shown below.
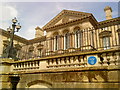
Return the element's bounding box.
[0,1,119,40]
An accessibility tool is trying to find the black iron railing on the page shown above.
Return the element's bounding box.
[17,26,120,60]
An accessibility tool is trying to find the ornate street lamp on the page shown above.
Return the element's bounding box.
[3,17,21,59]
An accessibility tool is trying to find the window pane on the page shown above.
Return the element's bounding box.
[103,37,110,49]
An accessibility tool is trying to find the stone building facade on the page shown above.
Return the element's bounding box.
[0,6,120,89]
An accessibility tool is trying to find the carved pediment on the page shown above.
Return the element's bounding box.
[3,40,9,46]
[37,44,44,50]
[15,44,22,50]
[99,31,112,38]
[43,10,92,30]
[29,46,34,52]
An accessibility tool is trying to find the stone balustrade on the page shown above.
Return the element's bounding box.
[13,61,40,71]
[47,52,119,68]
[13,51,119,71]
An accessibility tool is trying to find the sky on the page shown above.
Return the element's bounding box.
[0,1,119,40]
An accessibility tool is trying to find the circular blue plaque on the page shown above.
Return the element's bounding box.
[88,56,97,65]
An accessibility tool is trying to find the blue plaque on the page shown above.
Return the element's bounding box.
[88,56,97,65]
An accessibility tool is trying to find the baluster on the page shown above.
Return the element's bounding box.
[70,57,74,64]
[53,59,56,66]
[106,53,111,65]
[83,56,87,67]
[115,52,119,65]
[102,53,108,66]
[66,57,69,64]
[57,58,61,65]
[61,58,65,67]
[80,56,84,67]
[49,59,53,66]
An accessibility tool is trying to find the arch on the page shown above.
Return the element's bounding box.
[52,32,60,51]
[27,80,52,88]
[99,31,112,38]
[62,29,69,34]
[62,29,70,50]
[73,26,82,48]
[52,31,59,37]
[29,45,34,52]
[73,26,80,32]
[15,44,22,50]
[37,44,43,50]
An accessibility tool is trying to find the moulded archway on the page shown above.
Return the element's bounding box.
[27,80,52,89]
[29,84,50,88]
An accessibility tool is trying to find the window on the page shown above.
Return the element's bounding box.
[54,35,58,50]
[75,30,82,48]
[28,46,34,58]
[103,37,110,49]
[38,49,42,57]
[64,33,69,49]
[99,30,111,50]
[118,31,120,45]
[75,30,79,48]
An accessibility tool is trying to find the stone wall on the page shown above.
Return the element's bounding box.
[17,66,119,89]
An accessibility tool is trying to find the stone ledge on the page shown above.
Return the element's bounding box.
[10,65,120,74]
[0,58,14,64]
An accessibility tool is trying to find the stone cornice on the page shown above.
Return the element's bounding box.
[11,65,119,74]
[28,36,46,44]
[97,17,120,28]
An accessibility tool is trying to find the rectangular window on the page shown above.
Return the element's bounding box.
[64,33,69,50]
[103,37,110,50]
[118,33,120,45]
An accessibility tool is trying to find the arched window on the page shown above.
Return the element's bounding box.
[74,28,82,48]
[75,30,79,48]
[54,35,59,51]
[53,32,59,51]
[64,32,70,49]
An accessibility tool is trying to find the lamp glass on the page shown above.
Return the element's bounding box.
[12,17,18,23]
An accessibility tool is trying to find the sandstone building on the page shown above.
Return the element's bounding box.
[0,6,120,89]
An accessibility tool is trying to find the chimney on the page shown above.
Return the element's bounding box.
[104,6,112,20]
[35,26,44,38]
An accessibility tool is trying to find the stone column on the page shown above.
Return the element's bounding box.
[0,33,3,57]
[9,75,20,90]
[61,36,64,50]
[59,35,62,50]
[51,38,54,51]
[0,58,14,89]
[72,33,75,48]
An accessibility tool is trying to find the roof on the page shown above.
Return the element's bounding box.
[42,9,94,30]
[0,28,29,44]
[0,28,46,45]
[97,17,120,28]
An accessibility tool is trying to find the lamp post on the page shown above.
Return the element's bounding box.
[4,17,21,59]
